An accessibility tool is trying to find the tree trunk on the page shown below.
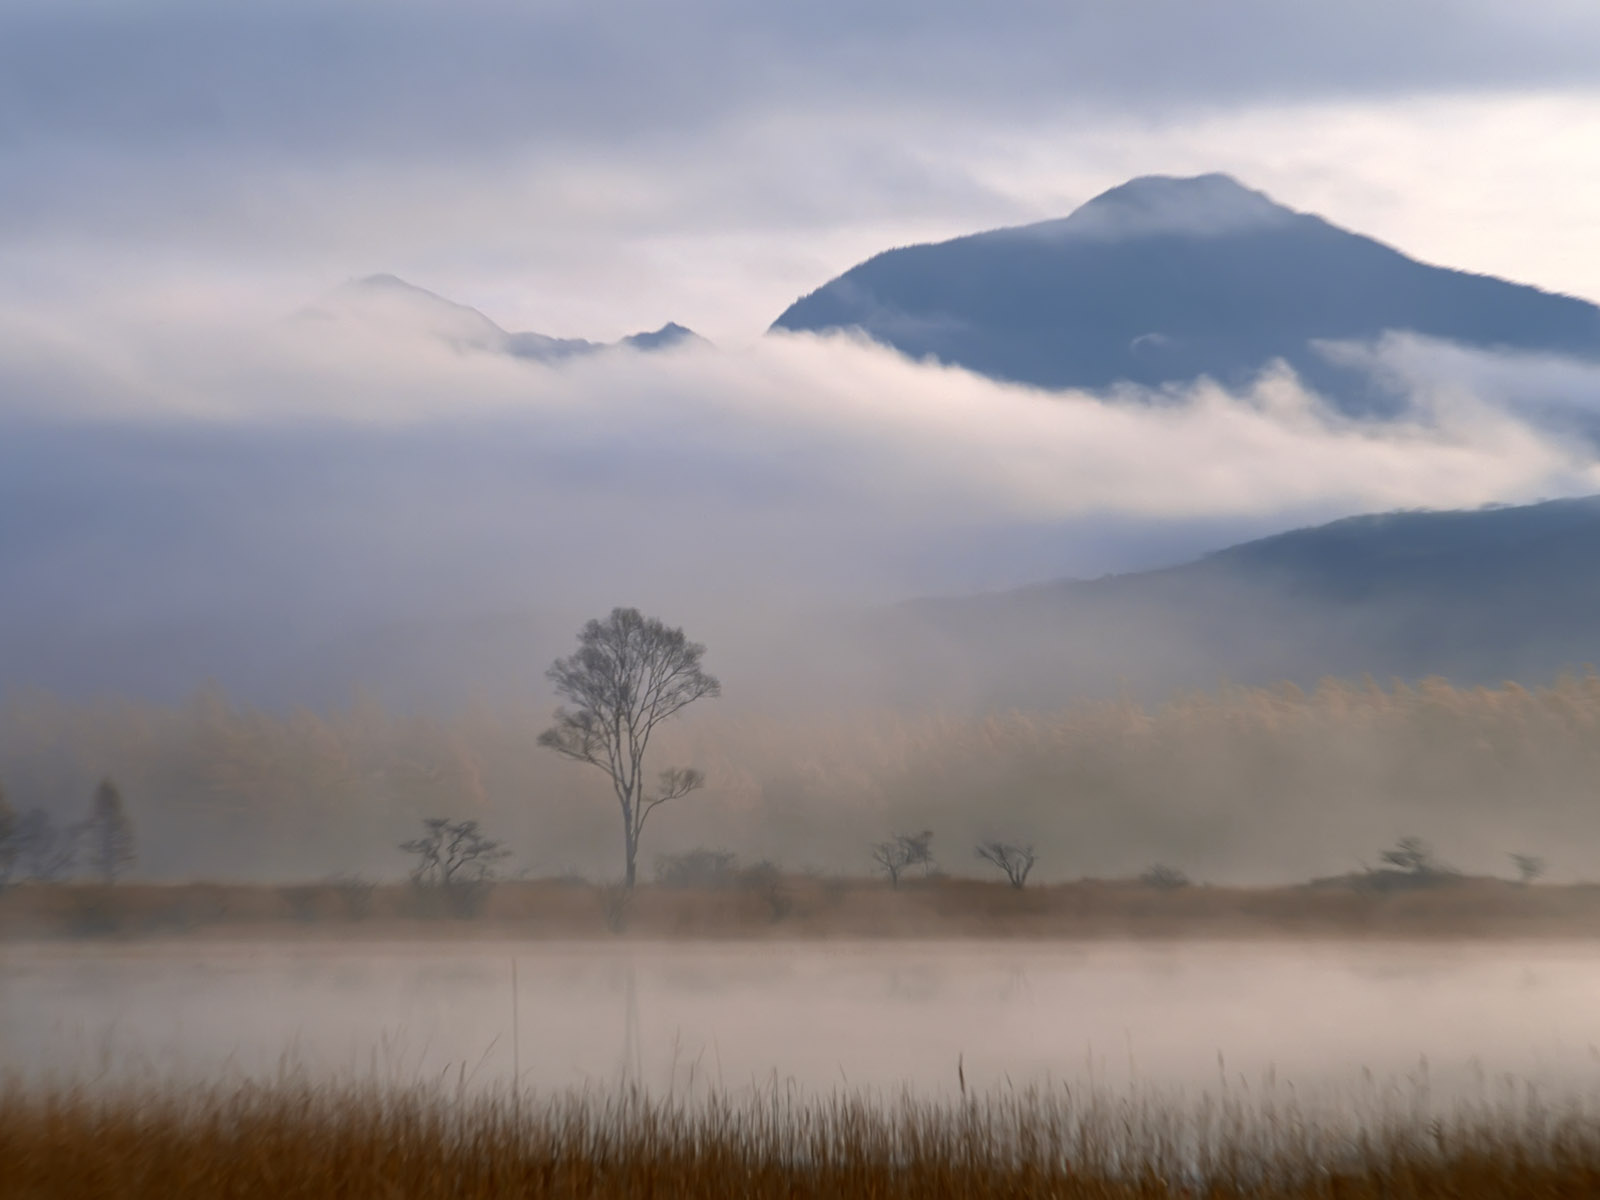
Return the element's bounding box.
[623,819,638,889]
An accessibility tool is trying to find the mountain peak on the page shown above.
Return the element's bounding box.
[305,276,697,363]
[1046,173,1298,240]
[351,273,417,291]
[621,322,702,351]
[771,172,1600,399]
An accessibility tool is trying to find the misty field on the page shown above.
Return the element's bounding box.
[8,671,1600,885]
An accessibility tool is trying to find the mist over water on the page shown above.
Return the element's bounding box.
[6,940,1598,1101]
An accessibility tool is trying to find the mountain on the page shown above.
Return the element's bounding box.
[303,274,701,361]
[886,494,1600,707]
[772,174,1600,408]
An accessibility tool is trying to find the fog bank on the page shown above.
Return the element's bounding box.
[2,311,1598,707]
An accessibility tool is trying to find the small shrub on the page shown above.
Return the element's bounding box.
[65,886,121,936]
[280,885,324,923]
[738,859,792,922]
[329,874,376,919]
[1139,864,1190,890]
[654,848,739,889]
[402,878,493,920]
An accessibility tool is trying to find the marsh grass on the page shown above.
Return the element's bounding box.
[5,1075,1600,1198]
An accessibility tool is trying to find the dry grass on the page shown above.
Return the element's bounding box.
[7,875,1600,941]
[4,1077,1600,1198]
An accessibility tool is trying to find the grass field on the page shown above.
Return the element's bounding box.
[6,874,1600,940]
[4,1076,1600,1198]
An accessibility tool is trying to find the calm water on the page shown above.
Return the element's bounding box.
[3,939,1598,1098]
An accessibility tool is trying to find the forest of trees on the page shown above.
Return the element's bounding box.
[1,671,1599,883]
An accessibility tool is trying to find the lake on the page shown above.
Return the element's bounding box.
[4,938,1598,1101]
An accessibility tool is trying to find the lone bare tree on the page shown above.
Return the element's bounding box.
[538,608,720,889]
[83,778,136,884]
[975,841,1036,889]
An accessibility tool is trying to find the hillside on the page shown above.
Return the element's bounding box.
[889,495,1600,705]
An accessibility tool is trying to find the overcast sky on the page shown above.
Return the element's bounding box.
[5,0,1600,343]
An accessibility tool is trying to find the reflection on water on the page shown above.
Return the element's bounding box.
[2,939,1599,1098]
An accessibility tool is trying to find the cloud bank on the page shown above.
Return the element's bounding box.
[3,306,1600,702]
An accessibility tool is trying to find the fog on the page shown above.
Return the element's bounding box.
[2,297,1600,885]
[2,306,1598,707]
[5,940,1599,1103]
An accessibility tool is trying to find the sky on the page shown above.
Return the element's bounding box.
[6,1,1600,703]
[4,0,1600,344]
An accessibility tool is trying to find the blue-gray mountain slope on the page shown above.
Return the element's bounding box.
[772,174,1600,405]
[889,495,1600,707]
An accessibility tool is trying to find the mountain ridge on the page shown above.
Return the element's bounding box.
[884,492,1600,707]
[303,274,702,361]
[772,174,1600,407]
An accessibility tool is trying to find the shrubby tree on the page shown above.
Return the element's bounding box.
[1509,852,1547,886]
[400,818,509,888]
[83,778,136,884]
[901,829,935,877]
[1139,863,1190,890]
[539,608,720,889]
[871,830,934,889]
[975,841,1036,889]
[1379,836,1440,877]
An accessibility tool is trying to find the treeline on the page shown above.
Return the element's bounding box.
[2,673,1600,883]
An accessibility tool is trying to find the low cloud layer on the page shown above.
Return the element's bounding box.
[2,307,1599,703]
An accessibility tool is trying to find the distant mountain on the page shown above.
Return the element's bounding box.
[772,174,1600,409]
[303,274,701,361]
[887,495,1600,707]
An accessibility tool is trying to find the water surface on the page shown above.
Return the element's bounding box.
[3,939,1596,1099]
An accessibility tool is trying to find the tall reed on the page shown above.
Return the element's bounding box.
[5,1076,1600,1198]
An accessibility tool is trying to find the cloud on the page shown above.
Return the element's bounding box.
[2,305,1599,701]
[1320,332,1600,436]
[5,3,1600,346]
[3,1,1597,159]
[6,310,1599,559]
